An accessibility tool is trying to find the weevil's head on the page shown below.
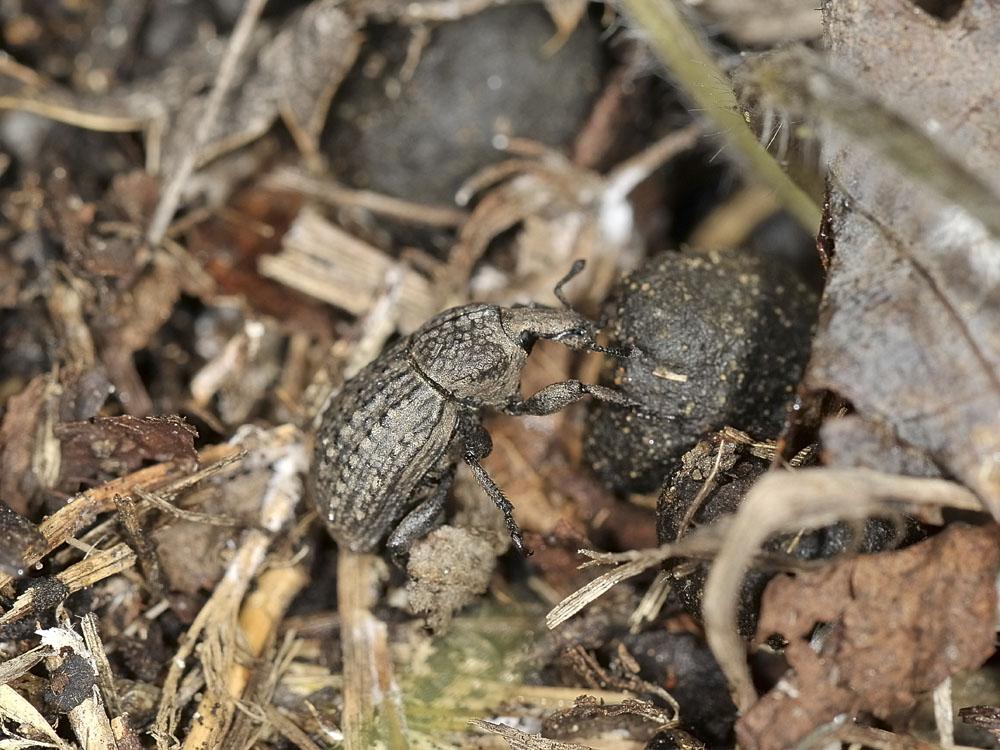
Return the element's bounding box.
[500,306,634,357]
[500,259,635,357]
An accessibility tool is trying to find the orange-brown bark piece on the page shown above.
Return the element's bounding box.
[56,415,197,486]
[740,524,1000,750]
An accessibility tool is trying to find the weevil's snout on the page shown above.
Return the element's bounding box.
[548,319,600,352]
[501,308,599,352]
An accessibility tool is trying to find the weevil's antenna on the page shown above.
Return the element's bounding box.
[554,259,586,310]
[590,342,637,358]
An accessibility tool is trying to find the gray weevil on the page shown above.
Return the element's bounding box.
[312,261,636,560]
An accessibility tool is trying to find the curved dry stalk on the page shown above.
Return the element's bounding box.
[701,467,984,713]
[545,523,729,629]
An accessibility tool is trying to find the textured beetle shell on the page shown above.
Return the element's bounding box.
[314,343,459,552]
[313,304,529,552]
[409,304,527,406]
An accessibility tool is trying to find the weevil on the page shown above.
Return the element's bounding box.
[312,261,638,559]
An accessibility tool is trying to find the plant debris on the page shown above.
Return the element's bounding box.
[742,524,1000,750]
[1,1,999,749]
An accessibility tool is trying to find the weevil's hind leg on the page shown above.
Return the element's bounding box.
[505,379,641,417]
[386,460,456,567]
[459,416,529,556]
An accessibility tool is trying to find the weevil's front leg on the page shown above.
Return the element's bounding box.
[386,459,456,566]
[459,414,529,556]
[505,380,639,417]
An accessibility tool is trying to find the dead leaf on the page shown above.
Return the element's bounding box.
[740,524,1000,750]
[162,0,362,174]
[804,0,1000,514]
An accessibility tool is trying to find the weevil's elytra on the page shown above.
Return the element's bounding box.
[312,261,639,560]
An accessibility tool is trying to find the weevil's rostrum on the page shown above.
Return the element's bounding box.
[312,263,637,559]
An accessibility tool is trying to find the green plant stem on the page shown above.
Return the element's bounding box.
[621,0,821,232]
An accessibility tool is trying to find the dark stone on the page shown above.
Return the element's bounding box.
[323,4,604,204]
[585,249,819,493]
[624,630,735,748]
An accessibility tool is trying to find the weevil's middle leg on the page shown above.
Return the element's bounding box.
[459,415,529,556]
[386,459,456,566]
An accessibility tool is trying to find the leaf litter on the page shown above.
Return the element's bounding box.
[0,1,999,749]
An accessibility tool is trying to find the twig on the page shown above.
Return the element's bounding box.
[338,548,408,750]
[180,564,308,750]
[266,168,468,227]
[545,524,728,629]
[0,682,71,748]
[0,543,136,630]
[81,612,122,717]
[152,426,306,748]
[146,0,269,245]
[114,493,166,599]
[41,624,117,750]
[0,442,243,590]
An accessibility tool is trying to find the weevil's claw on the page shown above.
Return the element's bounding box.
[507,520,533,557]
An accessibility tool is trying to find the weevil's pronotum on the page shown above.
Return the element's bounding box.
[312,261,638,559]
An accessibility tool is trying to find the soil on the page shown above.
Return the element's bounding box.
[0,2,998,750]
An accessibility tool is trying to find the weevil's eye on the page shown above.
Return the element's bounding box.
[518,330,537,352]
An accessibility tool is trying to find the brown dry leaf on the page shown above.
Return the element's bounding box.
[740,524,1000,750]
[1,1,361,177]
[0,374,50,515]
[54,415,197,487]
[805,1,1000,513]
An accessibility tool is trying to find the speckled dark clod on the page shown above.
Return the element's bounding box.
[657,430,920,639]
[585,250,819,492]
[44,652,95,713]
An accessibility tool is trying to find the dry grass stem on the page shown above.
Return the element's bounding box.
[181,564,308,750]
[259,207,439,332]
[0,683,70,748]
[701,468,984,712]
[337,548,408,750]
[146,0,268,244]
[546,524,728,629]
[266,168,467,227]
[80,612,121,717]
[0,441,243,589]
[154,427,306,748]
